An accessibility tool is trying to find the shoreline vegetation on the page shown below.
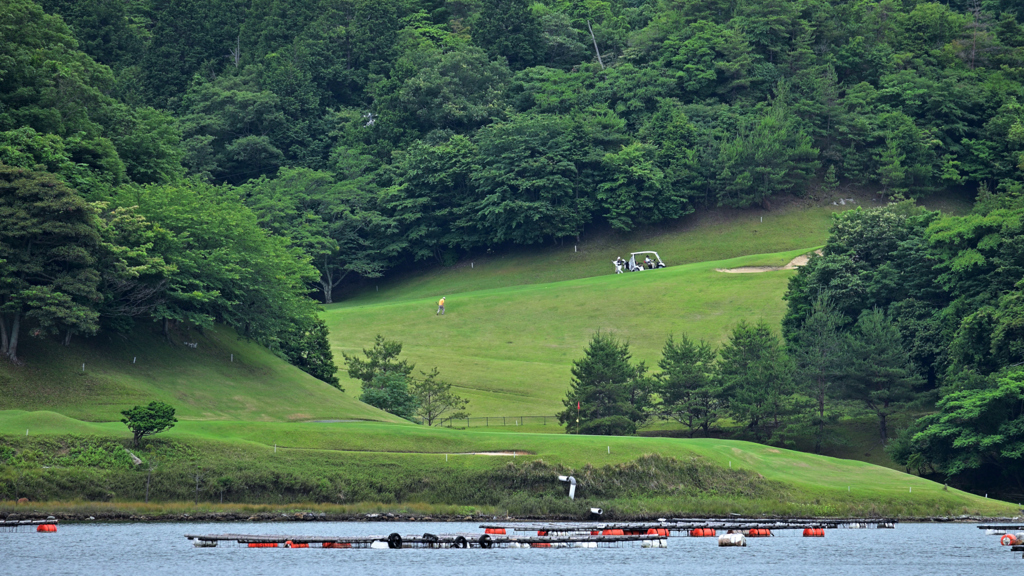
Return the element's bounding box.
[0,501,1018,524]
[1,432,1017,520]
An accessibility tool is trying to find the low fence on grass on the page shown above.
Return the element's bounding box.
[433,415,560,428]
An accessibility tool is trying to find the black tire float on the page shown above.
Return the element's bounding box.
[478,534,493,549]
[387,533,403,549]
[454,536,468,548]
[423,533,439,548]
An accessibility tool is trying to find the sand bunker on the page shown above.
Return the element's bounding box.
[716,250,822,273]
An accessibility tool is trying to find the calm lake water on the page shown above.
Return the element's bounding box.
[2,521,1019,575]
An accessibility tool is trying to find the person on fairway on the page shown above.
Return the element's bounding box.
[437,296,446,315]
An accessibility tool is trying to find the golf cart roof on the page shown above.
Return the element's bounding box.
[630,251,662,258]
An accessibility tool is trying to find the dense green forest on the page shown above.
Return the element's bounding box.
[3,0,1024,496]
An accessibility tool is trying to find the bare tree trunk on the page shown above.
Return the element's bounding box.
[587,20,605,70]
[816,383,825,453]
[0,312,8,355]
[7,311,21,363]
[879,413,888,444]
[63,329,73,346]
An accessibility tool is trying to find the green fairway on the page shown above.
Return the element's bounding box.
[335,196,840,305]
[0,325,402,424]
[326,248,808,416]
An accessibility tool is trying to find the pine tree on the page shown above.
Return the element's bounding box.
[658,334,722,437]
[876,136,908,198]
[557,332,652,435]
[823,164,839,195]
[790,296,849,453]
[719,320,796,442]
[848,309,923,443]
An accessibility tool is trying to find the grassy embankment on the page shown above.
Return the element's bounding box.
[0,412,1014,518]
[3,191,1006,517]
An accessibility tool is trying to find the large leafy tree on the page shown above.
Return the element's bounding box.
[242,167,389,303]
[468,114,587,245]
[557,332,653,435]
[890,370,1024,494]
[470,0,542,70]
[0,165,103,363]
[116,179,328,380]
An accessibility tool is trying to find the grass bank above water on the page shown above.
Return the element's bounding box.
[0,415,1015,519]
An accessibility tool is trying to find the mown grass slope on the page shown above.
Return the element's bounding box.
[326,249,807,415]
[336,191,971,306]
[0,325,402,423]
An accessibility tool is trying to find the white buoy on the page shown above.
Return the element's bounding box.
[370,541,389,549]
[718,533,746,547]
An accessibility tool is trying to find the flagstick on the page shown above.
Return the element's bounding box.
[576,401,580,435]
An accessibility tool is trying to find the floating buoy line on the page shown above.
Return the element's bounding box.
[0,518,58,533]
[185,532,664,549]
[977,524,1024,559]
[185,518,900,551]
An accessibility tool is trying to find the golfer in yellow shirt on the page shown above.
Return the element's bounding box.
[437,296,446,315]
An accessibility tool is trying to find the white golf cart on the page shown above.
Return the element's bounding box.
[627,251,666,272]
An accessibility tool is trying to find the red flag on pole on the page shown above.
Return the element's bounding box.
[577,401,580,410]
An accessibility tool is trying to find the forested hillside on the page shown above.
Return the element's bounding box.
[10,0,1024,302]
[5,0,1024,506]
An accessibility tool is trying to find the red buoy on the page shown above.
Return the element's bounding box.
[36,524,57,533]
[746,528,772,537]
[485,528,506,535]
[690,528,716,537]
[248,542,279,548]
[647,528,670,537]
[1001,534,1019,546]
[530,543,552,548]
[601,529,625,536]
[803,528,825,537]
[322,542,352,548]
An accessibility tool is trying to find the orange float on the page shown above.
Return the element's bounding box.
[690,528,716,537]
[1001,534,1019,546]
[747,529,772,537]
[36,524,57,533]
[803,528,825,537]
[647,528,670,537]
[485,528,506,535]
[601,529,625,536]
[284,540,309,548]
[248,542,279,548]
[530,543,552,548]
[322,542,352,548]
